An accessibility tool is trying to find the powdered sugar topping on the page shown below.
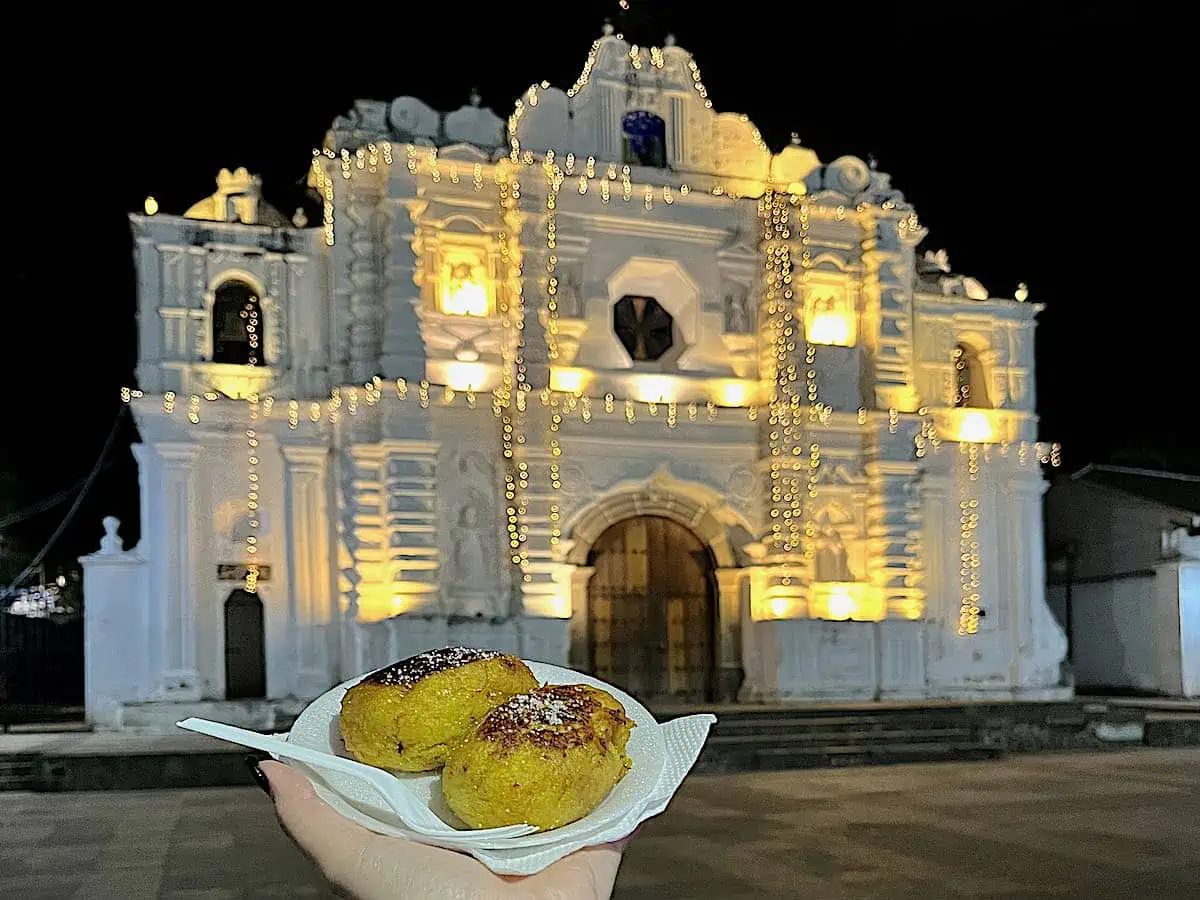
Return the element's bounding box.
[365,647,504,687]
[477,685,604,746]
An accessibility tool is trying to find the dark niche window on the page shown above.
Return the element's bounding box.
[953,343,991,408]
[622,111,667,168]
[614,295,673,362]
[212,280,264,366]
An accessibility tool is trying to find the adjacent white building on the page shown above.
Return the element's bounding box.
[82,29,1069,729]
[1046,465,1200,697]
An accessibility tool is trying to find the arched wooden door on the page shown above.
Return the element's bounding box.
[224,590,266,699]
[587,516,715,702]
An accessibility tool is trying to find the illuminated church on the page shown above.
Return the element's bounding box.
[82,28,1069,728]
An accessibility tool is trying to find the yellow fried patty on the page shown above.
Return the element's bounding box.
[339,648,538,772]
[441,683,634,831]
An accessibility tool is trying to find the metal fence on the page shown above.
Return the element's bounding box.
[0,611,84,727]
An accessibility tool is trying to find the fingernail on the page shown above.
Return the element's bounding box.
[244,755,272,796]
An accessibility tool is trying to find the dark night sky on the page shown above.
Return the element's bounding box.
[0,2,1174,577]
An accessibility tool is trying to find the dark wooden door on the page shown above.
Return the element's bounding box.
[224,590,266,699]
[587,516,715,702]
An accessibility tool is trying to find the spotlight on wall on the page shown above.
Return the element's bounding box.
[712,380,749,407]
[957,410,995,444]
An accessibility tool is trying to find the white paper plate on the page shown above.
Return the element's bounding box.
[286,661,667,850]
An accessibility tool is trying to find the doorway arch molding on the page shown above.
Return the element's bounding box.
[556,468,753,700]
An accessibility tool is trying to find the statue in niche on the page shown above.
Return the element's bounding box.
[448,498,502,618]
[450,502,490,586]
[557,265,584,319]
[814,528,854,583]
[724,284,750,334]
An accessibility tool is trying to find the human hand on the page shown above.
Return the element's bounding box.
[257,760,630,900]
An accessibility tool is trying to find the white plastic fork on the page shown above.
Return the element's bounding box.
[177,718,536,841]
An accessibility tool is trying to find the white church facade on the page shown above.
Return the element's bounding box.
[82,29,1069,729]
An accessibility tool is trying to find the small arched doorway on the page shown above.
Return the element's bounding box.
[224,589,266,699]
[587,516,716,702]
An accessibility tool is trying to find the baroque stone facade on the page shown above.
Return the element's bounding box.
[82,29,1069,728]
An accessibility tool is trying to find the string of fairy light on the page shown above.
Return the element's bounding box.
[543,152,566,557]
[133,26,1061,616]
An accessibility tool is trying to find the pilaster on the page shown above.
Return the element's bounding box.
[867,215,924,412]
[865,418,926,620]
[715,567,747,701]
[341,442,389,624]
[346,171,387,383]
[385,439,441,616]
[567,565,596,669]
[280,443,336,698]
[752,192,811,618]
[512,187,559,615]
[380,170,427,381]
[156,441,203,699]
[133,234,163,393]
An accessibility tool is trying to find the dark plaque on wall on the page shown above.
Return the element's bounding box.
[218,564,272,582]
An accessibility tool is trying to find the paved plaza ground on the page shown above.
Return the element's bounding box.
[2,748,1199,899]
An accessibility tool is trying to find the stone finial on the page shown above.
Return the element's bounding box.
[292,208,308,228]
[790,132,801,145]
[100,517,124,554]
[1015,282,1029,302]
[664,33,676,46]
[602,20,615,36]
[868,154,878,170]
[469,88,482,107]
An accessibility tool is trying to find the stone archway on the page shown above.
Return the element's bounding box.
[559,472,752,701]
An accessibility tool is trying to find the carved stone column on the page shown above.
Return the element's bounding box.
[341,443,388,625]
[864,417,925,620]
[386,440,440,615]
[380,171,427,382]
[346,171,387,383]
[865,215,924,412]
[751,193,810,619]
[511,194,560,616]
[281,443,336,699]
[155,442,203,699]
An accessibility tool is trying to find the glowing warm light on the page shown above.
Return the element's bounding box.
[713,380,749,407]
[769,597,792,619]
[636,375,675,403]
[547,595,571,618]
[440,262,489,316]
[144,196,159,216]
[827,588,855,620]
[810,582,886,622]
[957,410,994,443]
[550,367,589,394]
[806,303,855,347]
[445,361,488,392]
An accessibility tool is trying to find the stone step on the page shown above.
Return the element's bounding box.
[0,755,42,791]
[695,741,1003,774]
[117,699,303,732]
[1144,716,1200,747]
[709,726,976,746]
[712,715,979,736]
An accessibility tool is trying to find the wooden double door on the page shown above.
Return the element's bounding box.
[586,516,716,703]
